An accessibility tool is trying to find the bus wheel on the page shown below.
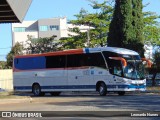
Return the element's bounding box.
[32,84,44,96]
[50,92,61,96]
[118,91,125,96]
[98,82,107,96]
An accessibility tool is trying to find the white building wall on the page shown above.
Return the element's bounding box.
[60,17,68,38]
[12,32,38,46]
[12,21,38,46]
[12,17,92,46]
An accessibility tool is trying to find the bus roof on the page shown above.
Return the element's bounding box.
[86,47,139,55]
[15,47,139,58]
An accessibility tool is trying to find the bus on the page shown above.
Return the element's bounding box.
[13,47,148,96]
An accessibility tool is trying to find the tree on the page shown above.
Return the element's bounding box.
[59,0,160,52]
[54,0,160,52]
[147,51,160,86]
[0,61,8,69]
[6,42,23,68]
[59,0,113,49]
[131,0,144,56]
[107,0,133,48]
[143,5,160,86]
[107,0,145,56]
[25,35,59,54]
[59,27,88,49]
[143,11,160,45]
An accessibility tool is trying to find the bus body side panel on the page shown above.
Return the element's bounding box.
[14,70,42,92]
[37,69,68,92]
[67,67,95,91]
[13,69,68,92]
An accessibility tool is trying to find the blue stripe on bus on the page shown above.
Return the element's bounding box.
[14,84,145,90]
[41,85,96,89]
[14,86,32,90]
[85,48,90,53]
[107,84,146,89]
[14,85,96,90]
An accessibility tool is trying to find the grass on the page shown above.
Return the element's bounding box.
[147,86,160,91]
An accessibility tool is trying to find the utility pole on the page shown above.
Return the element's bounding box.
[87,27,90,47]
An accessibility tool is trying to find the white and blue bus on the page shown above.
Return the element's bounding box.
[13,47,148,96]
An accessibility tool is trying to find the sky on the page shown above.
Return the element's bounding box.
[0,0,160,61]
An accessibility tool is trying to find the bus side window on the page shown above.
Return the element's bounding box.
[114,66,122,76]
[108,59,122,77]
[46,55,66,68]
[66,53,106,68]
[86,53,106,68]
[67,54,81,67]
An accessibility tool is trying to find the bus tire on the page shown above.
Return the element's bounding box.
[32,84,44,96]
[98,82,107,96]
[50,92,61,96]
[118,91,125,96]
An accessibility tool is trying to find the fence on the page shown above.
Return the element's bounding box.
[0,69,13,91]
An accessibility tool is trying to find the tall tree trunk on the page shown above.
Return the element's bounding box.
[152,71,157,86]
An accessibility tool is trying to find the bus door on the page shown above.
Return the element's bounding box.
[107,58,124,90]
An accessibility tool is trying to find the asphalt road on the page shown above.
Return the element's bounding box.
[0,92,160,120]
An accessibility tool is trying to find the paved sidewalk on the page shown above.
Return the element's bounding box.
[0,90,159,105]
[0,91,32,104]
[0,97,32,105]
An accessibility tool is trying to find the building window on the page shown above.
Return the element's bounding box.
[39,25,48,31]
[13,27,26,32]
[50,25,59,31]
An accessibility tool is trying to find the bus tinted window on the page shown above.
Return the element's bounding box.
[86,53,106,68]
[108,59,123,76]
[46,55,66,68]
[67,53,106,68]
[67,54,81,67]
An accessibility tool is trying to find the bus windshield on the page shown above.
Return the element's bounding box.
[102,51,145,80]
[123,61,145,80]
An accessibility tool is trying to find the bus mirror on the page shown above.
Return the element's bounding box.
[141,58,152,68]
[109,57,127,67]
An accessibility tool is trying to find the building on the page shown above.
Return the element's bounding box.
[12,17,91,46]
[0,0,32,23]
